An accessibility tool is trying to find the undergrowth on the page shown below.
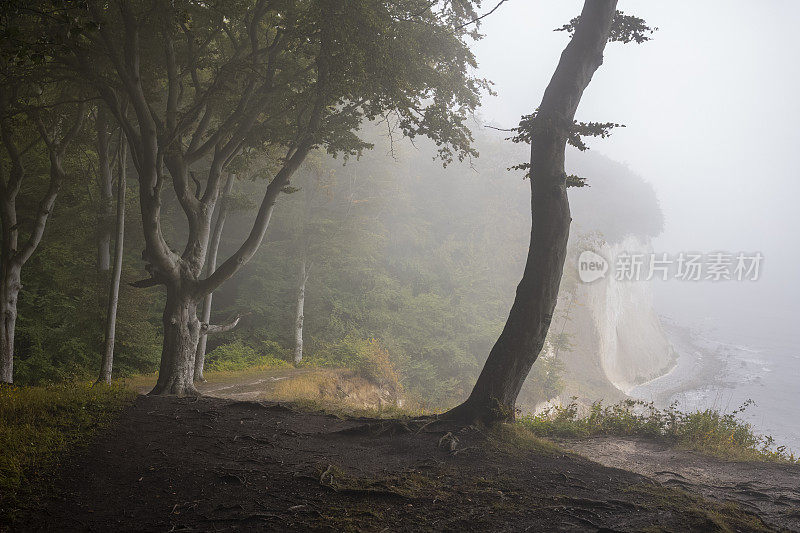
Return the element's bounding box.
[204,340,290,372]
[0,382,135,517]
[270,370,421,419]
[518,398,798,463]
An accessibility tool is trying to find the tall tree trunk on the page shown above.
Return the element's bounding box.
[293,255,307,365]
[150,286,201,396]
[0,180,20,385]
[0,100,86,384]
[194,173,235,382]
[96,110,114,272]
[98,134,127,384]
[0,264,20,384]
[446,0,618,424]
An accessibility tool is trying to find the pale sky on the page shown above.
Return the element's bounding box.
[471,0,800,323]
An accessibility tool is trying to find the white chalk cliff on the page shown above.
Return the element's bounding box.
[580,236,675,393]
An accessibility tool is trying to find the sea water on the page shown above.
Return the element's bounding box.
[633,306,800,453]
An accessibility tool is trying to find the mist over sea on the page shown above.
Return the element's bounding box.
[637,285,800,452]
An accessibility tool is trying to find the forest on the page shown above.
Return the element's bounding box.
[2,1,799,531]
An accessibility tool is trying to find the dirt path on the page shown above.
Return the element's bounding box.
[133,368,309,400]
[10,395,786,532]
[559,437,800,531]
[197,368,317,401]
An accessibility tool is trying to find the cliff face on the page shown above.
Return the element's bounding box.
[539,235,675,404]
[582,236,675,393]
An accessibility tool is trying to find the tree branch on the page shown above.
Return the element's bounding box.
[129,277,162,288]
[455,0,509,30]
[201,314,242,335]
[17,101,88,266]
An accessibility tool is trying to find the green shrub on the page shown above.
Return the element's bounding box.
[307,335,401,392]
[0,382,134,515]
[204,340,290,372]
[518,399,798,463]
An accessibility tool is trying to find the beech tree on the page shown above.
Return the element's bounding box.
[193,172,235,383]
[97,118,127,384]
[0,89,87,384]
[292,183,313,366]
[290,167,358,365]
[44,0,485,394]
[446,0,654,423]
[94,110,115,273]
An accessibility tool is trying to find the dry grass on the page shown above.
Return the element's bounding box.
[270,370,339,401]
[267,369,421,419]
[123,366,292,394]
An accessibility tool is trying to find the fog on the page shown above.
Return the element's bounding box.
[473,0,800,327]
[6,3,800,527]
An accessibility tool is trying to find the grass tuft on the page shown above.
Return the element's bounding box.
[488,424,562,456]
[517,399,798,463]
[0,381,134,516]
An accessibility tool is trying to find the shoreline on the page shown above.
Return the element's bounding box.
[628,319,728,406]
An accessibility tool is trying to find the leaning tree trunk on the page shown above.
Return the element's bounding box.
[445,0,618,424]
[0,264,20,384]
[194,173,235,382]
[293,255,308,365]
[97,134,127,384]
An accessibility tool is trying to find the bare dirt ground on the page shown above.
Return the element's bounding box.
[10,395,782,532]
[6,371,797,531]
[559,437,800,531]
[101,369,799,532]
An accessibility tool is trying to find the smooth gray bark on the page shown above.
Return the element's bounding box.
[150,287,201,396]
[96,110,114,272]
[293,255,308,365]
[194,173,235,382]
[98,133,127,384]
[0,265,20,383]
[146,145,311,396]
[446,0,618,423]
[202,315,241,335]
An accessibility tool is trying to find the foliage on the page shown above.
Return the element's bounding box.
[308,336,401,393]
[204,340,289,373]
[0,382,134,515]
[518,399,799,463]
[507,111,626,188]
[180,127,665,410]
[211,128,538,407]
[517,352,564,408]
[555,10,657,44]
[504,9,654,187]
[6,121,666,413]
